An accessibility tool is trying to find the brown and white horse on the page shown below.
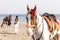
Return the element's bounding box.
[26,5,50,40]
[26,5,60,40]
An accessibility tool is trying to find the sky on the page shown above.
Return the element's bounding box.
[0,0,60,14]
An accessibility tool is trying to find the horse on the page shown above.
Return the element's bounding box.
[1,15,12,27]
[26,5,50,40]
[26,5,60,40]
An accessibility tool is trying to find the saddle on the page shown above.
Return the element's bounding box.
[42,16,56,32]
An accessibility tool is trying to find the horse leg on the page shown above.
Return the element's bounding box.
[57,29,60,40]
[57,34,60,40]
[50,30,58,40]
[1,22,4,27]
[1,20,6,27]
[53,34,58,40]
[32,35,35,40]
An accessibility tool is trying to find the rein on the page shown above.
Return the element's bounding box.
[37,17,44,40]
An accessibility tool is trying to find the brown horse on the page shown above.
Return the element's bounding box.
[1,15,12,27]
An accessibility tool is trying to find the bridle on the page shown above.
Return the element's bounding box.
[26,13,45,40]
[26,6,45,39]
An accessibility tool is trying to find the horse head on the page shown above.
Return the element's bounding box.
[26,5,38,36]
[26,5,42,35]
[26,5,50,40]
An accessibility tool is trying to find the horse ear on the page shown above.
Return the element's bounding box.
[27,5,29,11]
[34,5,36,11]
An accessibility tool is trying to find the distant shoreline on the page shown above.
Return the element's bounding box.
[0,14,60,21]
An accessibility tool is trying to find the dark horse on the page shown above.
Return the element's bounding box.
[1,15,12,27]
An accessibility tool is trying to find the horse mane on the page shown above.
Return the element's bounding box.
[42,13,56,22]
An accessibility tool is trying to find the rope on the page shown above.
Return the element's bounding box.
[37,18,44,40]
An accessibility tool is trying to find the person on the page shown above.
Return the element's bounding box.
[14,16,19,34]
[1,15,12,27]
[14,16,19,24]
[8,15,12,26]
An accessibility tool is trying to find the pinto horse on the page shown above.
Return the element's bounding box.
[26,5,60,40]
[1,15,12,27]
[26,5,50,40]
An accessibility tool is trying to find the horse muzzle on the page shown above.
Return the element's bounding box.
[26,25,35,36]
[27,27,34,36]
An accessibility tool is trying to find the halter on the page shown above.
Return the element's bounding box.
[26,12,37,28]
[26,14,35,28]
[30,11,36,15]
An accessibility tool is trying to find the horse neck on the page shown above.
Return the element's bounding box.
[36,14,48,29]
[36,14,43,24]
[36,14,42,19]
[34,14,50,40]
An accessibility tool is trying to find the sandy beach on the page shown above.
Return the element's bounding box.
[0,20,33,40]
[0,14,60,40]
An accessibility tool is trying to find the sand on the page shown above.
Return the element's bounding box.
[0,20,33,40]
[0,20,60,40]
